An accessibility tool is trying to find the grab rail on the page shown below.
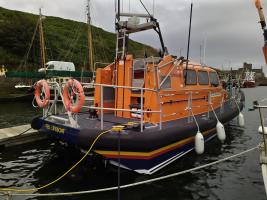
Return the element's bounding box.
[81,84,161,132]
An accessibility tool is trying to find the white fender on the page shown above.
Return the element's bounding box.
[216,121,226,142]
[238,113,245,127]
[131,108,138,118]
[195,131,204,154]
[258,126,267,134]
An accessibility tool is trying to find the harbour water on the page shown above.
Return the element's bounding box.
[0,87,267,200]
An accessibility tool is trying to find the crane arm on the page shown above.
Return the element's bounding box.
[255,0,266,29]
[255,0,267,64]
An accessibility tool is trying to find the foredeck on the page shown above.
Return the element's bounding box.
[49,113,141,130]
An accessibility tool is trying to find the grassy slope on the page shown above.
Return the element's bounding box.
[0,7,157,71]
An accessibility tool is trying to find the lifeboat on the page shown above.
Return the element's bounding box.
[31,5,245,174]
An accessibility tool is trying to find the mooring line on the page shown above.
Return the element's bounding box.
[0,145,259,197]
[0,129,111,193]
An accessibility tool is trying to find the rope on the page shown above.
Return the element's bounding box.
[233,98,241,113]
[189,109,200,132]
[0,129,110,193]
[1,145,258,197]
[210,104,219,122]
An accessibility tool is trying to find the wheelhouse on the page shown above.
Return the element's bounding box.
[94,55,224,124]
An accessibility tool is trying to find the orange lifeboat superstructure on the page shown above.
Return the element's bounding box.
[94,55,226,124]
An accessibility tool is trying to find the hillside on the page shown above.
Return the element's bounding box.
[0,7,157,71]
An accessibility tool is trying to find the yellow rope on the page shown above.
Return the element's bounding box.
[0,129,111,193]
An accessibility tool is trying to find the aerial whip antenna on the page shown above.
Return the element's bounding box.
[184,0,193,85]
[139,0,153,18]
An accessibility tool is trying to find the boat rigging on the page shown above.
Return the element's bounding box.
[87,0,94,72]
[39,8,46,73]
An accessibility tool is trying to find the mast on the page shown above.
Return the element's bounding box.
[87,0,94,72]
[39,8,46,72]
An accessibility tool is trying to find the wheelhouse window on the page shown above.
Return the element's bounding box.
[160,75,172,89]
[184,70,197,85]
[198,71,209,85]
[209,72,219,87]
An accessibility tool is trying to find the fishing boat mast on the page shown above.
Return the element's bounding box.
[87,0,94,72]
[39,8,46,73]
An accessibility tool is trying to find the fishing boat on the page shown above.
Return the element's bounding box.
[31,1,245,174]
[242,70,256,88]
[12,7,94,92]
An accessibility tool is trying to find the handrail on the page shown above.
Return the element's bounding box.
[81,84,161,132]
[83,106,161,113]
[160,87,223,94]
[81,82,157,92]
[157,58,178,69]
[159,59,183,89]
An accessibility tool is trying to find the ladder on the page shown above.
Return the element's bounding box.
[116,30,128,60]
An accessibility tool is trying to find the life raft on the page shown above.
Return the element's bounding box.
[34,80,50,108]
[62,79,85,113]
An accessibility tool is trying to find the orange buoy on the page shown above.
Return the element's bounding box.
[62,79,85,113]
[34,80,50,108]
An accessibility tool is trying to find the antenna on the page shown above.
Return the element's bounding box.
[184,1,193,85]
[203,34,207,65]
[200,44,202,65]
[139,0,153,18]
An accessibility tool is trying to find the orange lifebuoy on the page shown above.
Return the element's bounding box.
[34,80,50,108]
[62,79,85,113]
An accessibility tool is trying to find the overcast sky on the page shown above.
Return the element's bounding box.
[1,0,266,70]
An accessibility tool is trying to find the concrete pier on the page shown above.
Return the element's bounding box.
[0,124,48,148]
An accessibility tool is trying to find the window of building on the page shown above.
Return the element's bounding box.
[209,72,219,87]
[184,70,197,85]
[198,71,209,85]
